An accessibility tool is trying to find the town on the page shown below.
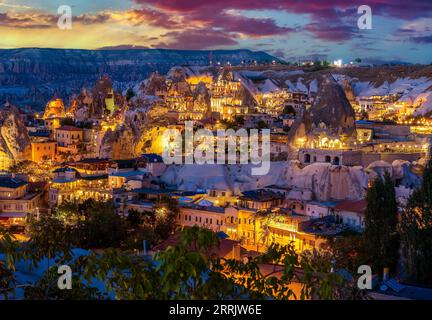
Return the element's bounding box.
[1,56,432,299]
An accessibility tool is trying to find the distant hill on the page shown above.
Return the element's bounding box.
[0,48,281,109]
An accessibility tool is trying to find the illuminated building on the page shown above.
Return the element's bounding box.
[30,139,56,162]
[104,88,116,115]
[175,188,332,253]
[186,74,213,90]
[108,170,146,190]
[49,167,110,206]
[210,70,249,120]
[0,177,44,227]
[70,158,113,176]
[55,125,84,156]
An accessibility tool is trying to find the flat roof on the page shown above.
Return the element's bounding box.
[334,199,367,214]
[57,125,82,131]
[0,178,27,189]
[110,171,146,178]
[132,188,176,195]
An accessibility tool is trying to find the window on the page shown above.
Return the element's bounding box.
[333,156,340,165]
[304,154,311,163]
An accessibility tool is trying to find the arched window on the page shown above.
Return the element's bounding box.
[333,156,340,165]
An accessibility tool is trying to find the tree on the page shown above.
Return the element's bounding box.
[234,115,245,126]
[364,171,399,275]
[399,157,432,285]
[355,58,362,64]
[0,227,20,298]
[3,225,362,300]
[326,232,368,273]
[8,160,51,182]
[75,200,126,249]
[124,197,179,250]
[26,214,74,268]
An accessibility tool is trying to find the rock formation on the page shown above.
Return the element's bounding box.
[100,102,170,159]
[308,75,356,137]
[143,72,168,96]
[67,75,124,121]
[0,103,31,169]
[192,82,211,114]
[340,78,356,102]
[161,161,369,201]
[43,98,65,119]
[287,75,356,157]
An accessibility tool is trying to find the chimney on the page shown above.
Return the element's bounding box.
[383,267,389,282]
[232,244,241,260]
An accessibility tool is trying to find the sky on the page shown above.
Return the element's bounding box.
[0,0,431,64]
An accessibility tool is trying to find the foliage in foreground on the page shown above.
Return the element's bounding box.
[400,157,432,286]
[1,226,366,300]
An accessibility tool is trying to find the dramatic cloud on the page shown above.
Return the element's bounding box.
[0,11,56,29]
[1,0,432,63]
[410,36,432,44]
[131,0,432,45]
[155,29,238,49]
[304,23,357,41]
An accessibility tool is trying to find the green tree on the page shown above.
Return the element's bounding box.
[234,115,245,126]
[326,232,368,273]
[3,226,362,300]
[399,157,432,285]
[75,200,126,249]
[364,172,399,275]
[26,214,74,268]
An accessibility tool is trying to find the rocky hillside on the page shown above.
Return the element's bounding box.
[0,103,31,169]
[287,74,356,156]
[0,48,280,109]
